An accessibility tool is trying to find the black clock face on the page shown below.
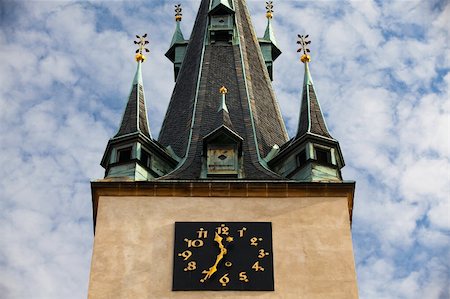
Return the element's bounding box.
[172,222,274,291]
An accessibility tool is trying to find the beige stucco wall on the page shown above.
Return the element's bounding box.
[89,196,358,299]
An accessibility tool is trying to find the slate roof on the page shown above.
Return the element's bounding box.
[296,62,333,140]
[158,0,289,180]
[115,62,151,138]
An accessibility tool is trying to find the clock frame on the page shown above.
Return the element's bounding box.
[172,222,274,291]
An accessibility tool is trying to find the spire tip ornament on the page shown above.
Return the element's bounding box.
[219,86,228,94]
[297,34,311,63]
[134,34,150,62]
[265,1,274,19]
[175,4,182,22]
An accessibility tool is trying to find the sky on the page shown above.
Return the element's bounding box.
[0,0,448,298]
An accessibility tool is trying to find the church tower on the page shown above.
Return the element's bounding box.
[89,1,358,298]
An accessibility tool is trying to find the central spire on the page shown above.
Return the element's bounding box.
[158,0,288,179]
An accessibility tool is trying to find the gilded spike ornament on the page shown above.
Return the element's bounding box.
[175,4,182,22]
[219,86,228,94]
[265,1,274,19]
[297,34,311,63]
[134,34,150,62]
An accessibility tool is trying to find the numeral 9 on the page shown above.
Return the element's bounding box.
[178,250,192,261]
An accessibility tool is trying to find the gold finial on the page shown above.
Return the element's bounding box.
[297,34,311,63]
[219,86,228,94]
[175,4,182,22]
[265,1,274,19]
[134,34,150,62]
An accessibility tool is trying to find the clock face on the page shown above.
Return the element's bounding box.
[172,222,274,291]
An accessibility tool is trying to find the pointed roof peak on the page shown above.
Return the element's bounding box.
[263,18,278,47]
[115,36,152,139]
[303,61,313,86]
[215,86,234,129]
[296,35,332,140]
[263,1,277,45]
[209,0,234,14]
[170,21,186,47]
[133,61,143,85]
[170,4,186,47]
[218,86,229,113]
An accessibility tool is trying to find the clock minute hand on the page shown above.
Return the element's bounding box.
[201,233,228,282]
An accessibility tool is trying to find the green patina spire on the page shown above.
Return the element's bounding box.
[170,5,186,47]
[132,60,143,85]
[303,60,314,86]
[263,18,278,47]
[259,1,281,80]
[263,1,277,46]
[214,85,235,132]
[218,86,229,113]
[166,4,188,81]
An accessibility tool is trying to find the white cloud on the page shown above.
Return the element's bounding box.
[0,0,449,298]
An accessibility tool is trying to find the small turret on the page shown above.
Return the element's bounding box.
[269,35,345,182]
[259,1,281,80]
[165,4,188,81]
[101,35,177,180]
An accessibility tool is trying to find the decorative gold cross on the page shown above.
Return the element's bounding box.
[175,4,182,21]
[265,1,274,19]
[134,34,149,62]
[297,34,311,63]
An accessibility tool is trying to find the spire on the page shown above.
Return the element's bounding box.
[218,86,229,113]
[267,35,344,182]
[100,34,177,180]
[263,1,278,47]
[259,1,281,80]
[166,4,189,81]
[170,4,186,47]
[115,34,151,138]
[158,0,289,180]
[296,35,332,140]
[215,86,234,130]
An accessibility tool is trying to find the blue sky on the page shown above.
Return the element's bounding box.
[0,0,449,298]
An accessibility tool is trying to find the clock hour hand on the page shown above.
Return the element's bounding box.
[201,232,228,282]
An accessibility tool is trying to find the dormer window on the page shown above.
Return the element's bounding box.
[297,149,307,167]
[315,147,332,164]
[117,147,132,163]
[140,149,151,168]
[203,126,243,178]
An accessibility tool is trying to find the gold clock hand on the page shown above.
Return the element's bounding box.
[201,233,228,282]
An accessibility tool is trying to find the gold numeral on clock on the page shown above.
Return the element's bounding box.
[258,249,270,258]
[197,228,208,239]
[178,250,192,261]
[252,261,265,272]
[184,261,197,271]
[250,237,263,246]
[219,273,230,286]
[238,227,247,237]
[239,271,249,282]
[216,224,229,235]
[184,238,204,248]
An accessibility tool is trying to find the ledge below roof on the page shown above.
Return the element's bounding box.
[91,180,355,232]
